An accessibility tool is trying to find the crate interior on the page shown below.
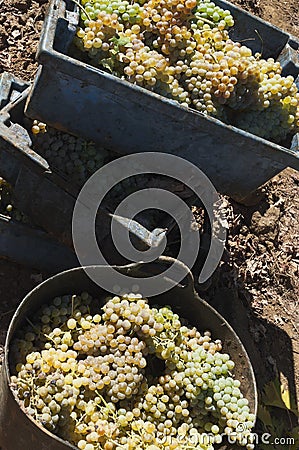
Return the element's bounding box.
[1,91,203,241]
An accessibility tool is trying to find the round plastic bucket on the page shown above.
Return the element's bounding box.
[0,258,257,449]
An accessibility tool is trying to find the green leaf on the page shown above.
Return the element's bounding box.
[262,378,287,409]
[109,36,118,44]
[262,377,298,415]
[257,404,273,428]
[281,386,291,410]
[118,37,131,47]
[288,426,299,443]
[100,58,114,72]
[109,35,130,48]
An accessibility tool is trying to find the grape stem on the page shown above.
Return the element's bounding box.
[70,0,92,22]
[42,331,58,344]
[15,378,32,388]
[254,29,264,57]
[95,391,118,420]
[75,411,87,426]
[194,15,215,27]
[71,294,76,316]
[25,317,41,335]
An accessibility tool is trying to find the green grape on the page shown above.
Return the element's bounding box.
[31,126,116,186]
[70,0,299,144]
[11,292,256,449]
[194,0,234,30]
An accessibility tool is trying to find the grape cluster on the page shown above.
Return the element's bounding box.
[73,0,299,143]
[11,291,256,449]
[31,120,47,135]
[30,125,189,230]
[232,73,299,141]
[30,127,164,231]
[0,176,31,224]
[31,127,114,186]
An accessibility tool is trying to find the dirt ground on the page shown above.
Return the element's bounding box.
[0,0,299,448]
[232,0,299,37]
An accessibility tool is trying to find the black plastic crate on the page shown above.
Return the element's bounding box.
[24,0,299,201]
[0,74,196,257]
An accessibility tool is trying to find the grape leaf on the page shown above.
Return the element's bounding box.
[281,386,291,410]
[109,36,131,51]
[257,404,273,428]
[288,426,299,442]
[100,58,114,72]
[262,377,297,415]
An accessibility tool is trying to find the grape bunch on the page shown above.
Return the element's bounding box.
[30,125,190,227]
[31,127,114,187]
[11,291,256,450]
[0,176,31,224]
[73,0,299,144]
[232,73,299,141]
[31,120,47,135]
